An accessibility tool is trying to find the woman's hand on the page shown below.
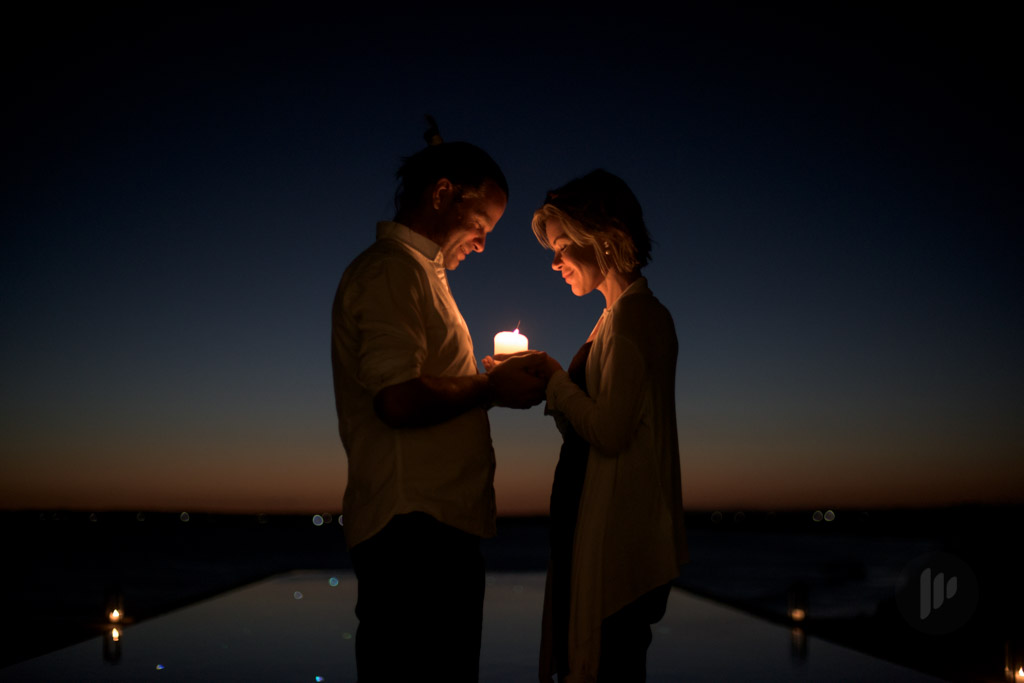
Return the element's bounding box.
[484,350,532,372]
[483,351,550,408]
[542,353,563,378]
[484,350,563,381]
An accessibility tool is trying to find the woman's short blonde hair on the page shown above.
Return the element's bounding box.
[530,169,651,275]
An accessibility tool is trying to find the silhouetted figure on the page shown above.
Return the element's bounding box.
[533,171,688,682]
[331,120,546,682]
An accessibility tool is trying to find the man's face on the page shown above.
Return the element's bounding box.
[436,180,507,270]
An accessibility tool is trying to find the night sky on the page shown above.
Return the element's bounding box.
[2,4,1021,514]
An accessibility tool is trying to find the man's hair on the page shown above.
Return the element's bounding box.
[394,141,509,213]
[531,169,652,274]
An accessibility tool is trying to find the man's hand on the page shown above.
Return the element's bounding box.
[485,351,550,409]
[485,350,562,377]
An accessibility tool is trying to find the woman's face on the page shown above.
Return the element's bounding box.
[545,219,604,297]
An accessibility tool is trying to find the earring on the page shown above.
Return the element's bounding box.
[603,241,611,256]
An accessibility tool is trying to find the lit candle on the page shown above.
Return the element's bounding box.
[494,327,528,356]
[111,628,120,642]
[109,609,121,622]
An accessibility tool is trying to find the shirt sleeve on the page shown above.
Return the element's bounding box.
[344,253,429,395]
[545,331,647,456]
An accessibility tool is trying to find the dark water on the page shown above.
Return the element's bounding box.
[1,570,950,682]
[2,507,1021,682]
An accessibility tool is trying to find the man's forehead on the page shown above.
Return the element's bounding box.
[459,179,506,201]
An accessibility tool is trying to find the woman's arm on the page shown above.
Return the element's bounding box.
[545,333,647,456]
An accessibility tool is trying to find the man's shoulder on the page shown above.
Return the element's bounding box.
[353,236,421,265]
[343,238,424,284]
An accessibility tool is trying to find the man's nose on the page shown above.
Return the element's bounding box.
[473,232,486,253]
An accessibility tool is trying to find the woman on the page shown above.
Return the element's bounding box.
[532,170,687,682]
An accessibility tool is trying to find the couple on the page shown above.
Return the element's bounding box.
[331,127,687,683]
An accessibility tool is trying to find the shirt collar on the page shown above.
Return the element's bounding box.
[376,221,445,268]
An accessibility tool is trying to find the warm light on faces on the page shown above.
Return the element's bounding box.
[438,181,507,270]
[545,219,604,297]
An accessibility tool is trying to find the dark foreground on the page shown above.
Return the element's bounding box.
[1,506,1021,682]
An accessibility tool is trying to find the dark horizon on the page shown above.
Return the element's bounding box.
[7,501,1021,519]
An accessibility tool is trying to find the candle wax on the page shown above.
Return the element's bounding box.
[494,328,529,356]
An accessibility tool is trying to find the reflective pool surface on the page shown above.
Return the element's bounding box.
[1,572,946,682]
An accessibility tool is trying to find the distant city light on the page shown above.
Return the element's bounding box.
[328,577,339,587]
[180,512,190,522]
[294,591,304,600]
[312,514,324,526]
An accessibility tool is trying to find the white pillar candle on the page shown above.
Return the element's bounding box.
[494,328,528,355]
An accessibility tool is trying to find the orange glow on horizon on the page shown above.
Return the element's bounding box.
[2,436,1022,514]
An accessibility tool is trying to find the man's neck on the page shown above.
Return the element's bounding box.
[394,210,443,246]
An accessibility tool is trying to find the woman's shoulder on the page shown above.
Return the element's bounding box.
[609,282,675,335]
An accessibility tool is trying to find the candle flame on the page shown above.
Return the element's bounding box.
[111,628,120,641]
[789,608,806,622]
[110,609,120,622]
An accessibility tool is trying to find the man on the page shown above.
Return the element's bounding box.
[331,135,545,682]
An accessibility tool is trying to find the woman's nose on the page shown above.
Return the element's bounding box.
[551,251,562,270]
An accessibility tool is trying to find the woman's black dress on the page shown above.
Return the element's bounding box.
[548,340,592,679]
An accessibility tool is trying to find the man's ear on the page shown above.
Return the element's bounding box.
[432,178,455,210]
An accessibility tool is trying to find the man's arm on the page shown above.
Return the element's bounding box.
[374,353,548,429]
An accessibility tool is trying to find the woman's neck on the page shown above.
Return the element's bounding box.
[597,270,640,310]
